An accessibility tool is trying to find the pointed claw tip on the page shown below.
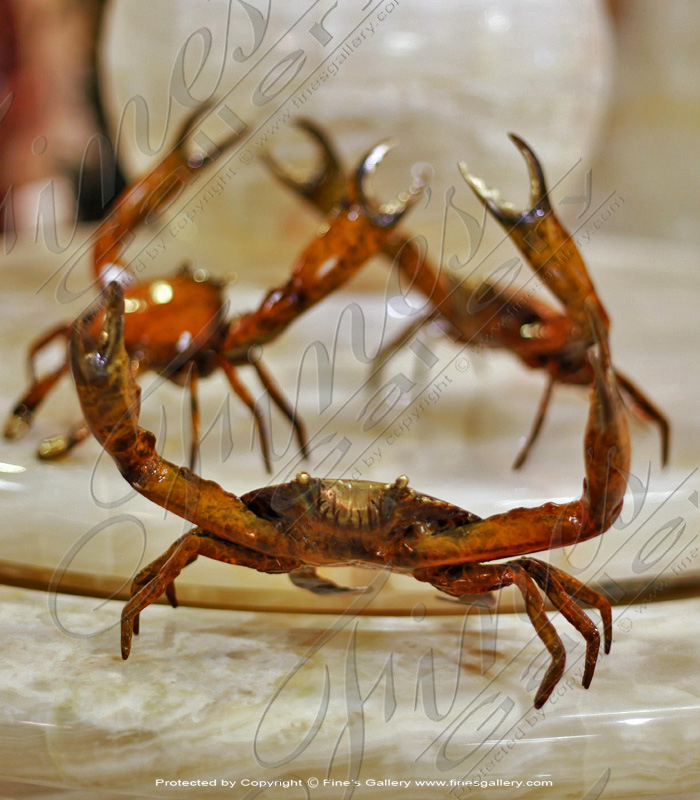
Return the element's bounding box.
[355,139,427,226]
[458,161,503,208]
[508,133,549,209]
[362,138,399,175]
[508,131,530,153]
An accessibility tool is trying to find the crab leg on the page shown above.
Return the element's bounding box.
[288,565,368,595]
[37,420,90,460]
[415,556,611,708]
[415,561,567,708]
[222,139,427,358]
[4,322,72,441]
[186,363,201,471]
[4,359,69,441]
[251,358,309,461]
[511,375,555,470]
[614,370,670,466]
[122,527,302,658]
[216,356,273,472]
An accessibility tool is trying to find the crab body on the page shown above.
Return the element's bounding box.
[240,474,481,569]
[87,271,227,382]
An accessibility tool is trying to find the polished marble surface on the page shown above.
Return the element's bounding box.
[1,584,700,799]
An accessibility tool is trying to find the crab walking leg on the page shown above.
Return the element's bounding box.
[38,419,91,460]
[251,358,309,460]
[415,553,614,706]
[614,369,670,466]
[459,134,609,342]
[122,527,302,658]
[511,376,556,470]
[221,141,427,359]
[4,360,69,440]
[396,303,630,568]
[519,557,612,680]
[71,284,289,557]
[415,561,567,708]
[186,363,201,472]
[288,565,368,595]
[216,356,273,473]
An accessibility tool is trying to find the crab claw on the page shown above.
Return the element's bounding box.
[459,133,551,226]
[354,139,428,228]
[71,283,123,381]
[173,101,247,167]
[461,135,608,337]
[262,118,345,215]
[70,282,142,455]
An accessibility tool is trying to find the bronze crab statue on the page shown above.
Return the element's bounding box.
[71,280,629,708]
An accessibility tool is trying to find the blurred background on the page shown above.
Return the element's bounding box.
[1,0,699,254]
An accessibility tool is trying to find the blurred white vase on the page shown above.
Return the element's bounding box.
[100,0,614,280]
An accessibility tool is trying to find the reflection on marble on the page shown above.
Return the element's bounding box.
[1,584,700,799]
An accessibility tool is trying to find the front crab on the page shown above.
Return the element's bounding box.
[70,281,629,709]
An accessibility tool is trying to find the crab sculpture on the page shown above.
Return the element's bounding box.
[71,281,629,708]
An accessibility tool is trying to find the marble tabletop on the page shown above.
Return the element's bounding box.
[1,584,700,799]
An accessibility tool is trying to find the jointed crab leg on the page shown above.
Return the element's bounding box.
[122,527,303,658]
[414,556,611,708]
